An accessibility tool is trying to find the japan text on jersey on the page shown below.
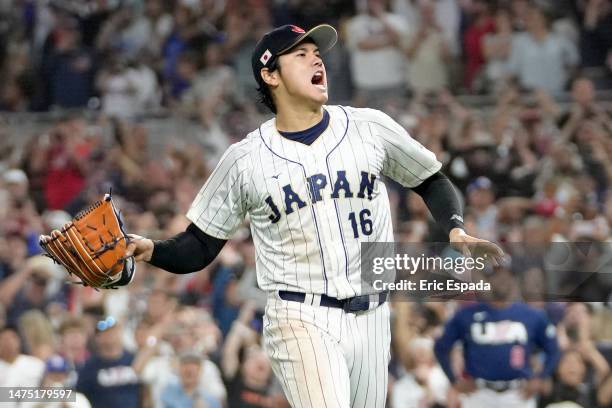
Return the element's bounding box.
[186,105,441,298]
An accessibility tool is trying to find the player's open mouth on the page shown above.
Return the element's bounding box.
[311,71,325,89]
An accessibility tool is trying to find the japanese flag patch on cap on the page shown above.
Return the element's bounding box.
[260,49,272,66]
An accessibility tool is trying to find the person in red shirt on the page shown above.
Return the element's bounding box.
[43,118,91,210]
[463,0,496,91]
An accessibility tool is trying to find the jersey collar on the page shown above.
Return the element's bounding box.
[260,106,348,163]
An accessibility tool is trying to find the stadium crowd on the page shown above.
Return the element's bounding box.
[0,0,612,407]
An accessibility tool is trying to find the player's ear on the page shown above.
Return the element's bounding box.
[260,67,280,88]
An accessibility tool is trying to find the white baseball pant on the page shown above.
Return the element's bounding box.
[263,293,391,408]
[461,388,536,408]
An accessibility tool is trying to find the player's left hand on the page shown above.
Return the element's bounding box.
[449,228,505,265]
[125,234,155,262]
[522,377,542,399]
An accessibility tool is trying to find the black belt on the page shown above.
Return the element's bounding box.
[278,290,388,313]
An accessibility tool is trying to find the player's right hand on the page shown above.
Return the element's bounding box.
[125,234,155,262]
[449,228,505,265]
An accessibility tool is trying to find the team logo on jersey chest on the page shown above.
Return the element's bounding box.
[265,170,377,223]
[471,320,528,344]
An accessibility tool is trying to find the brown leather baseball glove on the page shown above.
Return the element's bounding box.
[39,193,135,289]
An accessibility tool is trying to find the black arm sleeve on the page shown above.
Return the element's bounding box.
[411,171,464,235]
[149,223,227,274]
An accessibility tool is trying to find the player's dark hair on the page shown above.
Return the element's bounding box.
[256,58,281,114]
[256,37,318,114]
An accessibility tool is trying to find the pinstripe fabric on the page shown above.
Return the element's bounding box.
[185,105,441,406]
[264,296,390,408]
[186,105,441,299]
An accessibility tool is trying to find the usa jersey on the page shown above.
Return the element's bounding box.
[434,302,560,382]
[186,105,441,298]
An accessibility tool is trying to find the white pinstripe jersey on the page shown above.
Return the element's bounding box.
[186,105,441,299]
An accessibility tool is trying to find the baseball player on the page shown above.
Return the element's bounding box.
[434,260,560,408]
[42,24,503,407]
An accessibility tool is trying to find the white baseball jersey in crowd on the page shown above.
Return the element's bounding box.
[186,105,441,408]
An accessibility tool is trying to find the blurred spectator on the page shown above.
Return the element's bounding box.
[76,1,116,49]
[19,354,92,408]
[346,0,408,105]
[462,0,495,91]
[401,0,451,94]
[59,316,91,369]
[40,18,96,109]
[160,351,221,408]
[0,35,34,109]
[0,256,61,327]
[18,309,55,361]
[561,77,612,143]
[42,119,91,210]
[3,168,31,204]
[227,346,283,408]
[222,302,287,407]
[161,4,211,100]
[142,289,178,325]
[542,302,610,406]
[96,55,160,118]
[76,319,141,408]
[577,0,612,70]
[540,349,601,407]
[136,306,227,407]
[392,0,461,56]
[96,56,140,118]
[235,235,267,313]
[223,8,272,100]
[598,371,612,407]
[166,50,200,105]
[211,246,244,338]
[0,325,45,387]
[97,1,173,60]
[510,0,530,31]
[482,7,516,93]
[391,337,450,407]
[465,177,498,241]
[180,41,241,119]
[507,2,579,94]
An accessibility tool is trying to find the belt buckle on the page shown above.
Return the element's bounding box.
[345,295,370,313]
[488,380,509,392]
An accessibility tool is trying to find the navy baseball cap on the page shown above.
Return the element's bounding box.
[467,176,493,194]
[251,24,338,88]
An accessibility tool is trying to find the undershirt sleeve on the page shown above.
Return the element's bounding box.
[411,171,465,235]
[149,223,227,274]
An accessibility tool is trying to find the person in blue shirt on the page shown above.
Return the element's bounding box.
[160,351,221,408]
[76,318,141,408]
[434,258,560,408]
